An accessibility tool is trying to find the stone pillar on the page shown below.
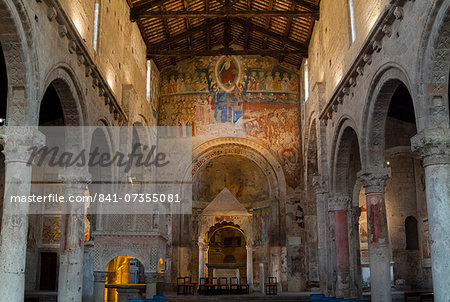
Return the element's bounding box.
[358,168,391,302]
[329,196,351,298]
[349,206,362,298]
[144,272,158,298]
[312,174,329,293]
[246,242,253,292]
[259,263,264,293]
[93,271,108,302]
[58,168,91,302]
[198,241,207,283]
[0,127,44,302]
[411,127,450,302]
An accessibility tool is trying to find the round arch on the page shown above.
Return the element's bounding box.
[331,117,362,194]
[361,64,416,169]
[416,1,449,129]
[40,64,87,126]
[0,0,39,126]
[188,137,287,200]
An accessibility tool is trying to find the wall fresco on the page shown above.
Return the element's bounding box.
[159,55,300,189]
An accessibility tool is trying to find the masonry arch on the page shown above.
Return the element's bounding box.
[361,65,417,169]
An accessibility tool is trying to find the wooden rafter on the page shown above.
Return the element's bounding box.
[279,2,296,62]
[262,0,275,49]
[150,18,223,50]
[290,0,319,13]
[131,9,319,20]
[130,0,166,18]
[147,48,307,56]
[234,18,308,52]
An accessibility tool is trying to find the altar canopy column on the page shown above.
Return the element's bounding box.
[246,242,253,292]
[57,168,91,302]
[312,175,329,293]
[145,272,158,298]
[329,196,351,298]
[198,242,207,282]
[357,168,391,302]
[411,127,450,302]
[0,127,45,301]
[93,271,107,302]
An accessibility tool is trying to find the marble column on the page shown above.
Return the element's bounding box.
[329,196,351,298]
[57,168,91,302]
[246,242,253,292]
[93,271,108,302]
[144,272,158,298]
[411,127,450,302]
[312,174,329,293]
[0,127,44,302]
[357,168,391,302]
[198,241,207,283]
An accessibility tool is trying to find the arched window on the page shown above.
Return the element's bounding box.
[348,0,356,43]
[405,216,419,250]
[93,0,101,51]
[303,59,309,101]
[146,60,151,102]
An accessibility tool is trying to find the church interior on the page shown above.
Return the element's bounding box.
[0,0,449,301]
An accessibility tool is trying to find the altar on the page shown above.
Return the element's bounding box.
[206,263,245,279]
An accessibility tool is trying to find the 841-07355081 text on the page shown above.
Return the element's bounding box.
[95,193,180,203]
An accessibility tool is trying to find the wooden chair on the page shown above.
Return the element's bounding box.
[176,277,185,295]
[229,277,240,294]
[184,276,195,295]
[198,277,208,295]
[239,277,249,294]
[265,276,277,295]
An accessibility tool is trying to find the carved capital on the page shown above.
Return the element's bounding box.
[0,126,45,163]
[94,271,108,282]
[328,196,350,211]
[411,127,450,167]
[144,272,159,283]
[357,168,391,194]
[312,174,329,194]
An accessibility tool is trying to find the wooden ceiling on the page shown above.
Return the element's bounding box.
[128,0,320,70]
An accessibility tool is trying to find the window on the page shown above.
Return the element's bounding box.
[93,0,100,51]
[348,0,356,43]
[303,59,309,101]
[146,60,151,102]
[405,216,419,250]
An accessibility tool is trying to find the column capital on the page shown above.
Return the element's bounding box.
[328,196,350,211]
[58,167,91,184]
[144,271,158,283]
[312,174,329,194]
[357,167,391,194]
[411,127,450,167]
[0,126,45,163]
[93,271,108,282]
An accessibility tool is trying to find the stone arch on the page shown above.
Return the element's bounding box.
[189,137,287,200]
[416,0,449,129]
[361,64,416,169]
[331,117,361,195]
[40,65,87,126]
[95,244,161,272]
[0,0,39,125]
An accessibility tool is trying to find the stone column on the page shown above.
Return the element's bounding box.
[58,168,91,302]
[0,127,44,302]
[357,168,391,302]
[246,242,253,292]
[93,271,108,302]
[144,272,158,298]
[349,206,362,298]
[312,174,329,293]
[259,263,264,293]
[411,127,450,302]
[329,196,351,298]
[198,241,207,283]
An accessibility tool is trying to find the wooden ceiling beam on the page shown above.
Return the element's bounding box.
[262,0,274,50]
[150,18,223,49]
[131,9,319,20]
[147,48,307,56]
[234,18,308,52]
[290,0,320,14]
[279,2,296,63]
[130,0,167,20]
